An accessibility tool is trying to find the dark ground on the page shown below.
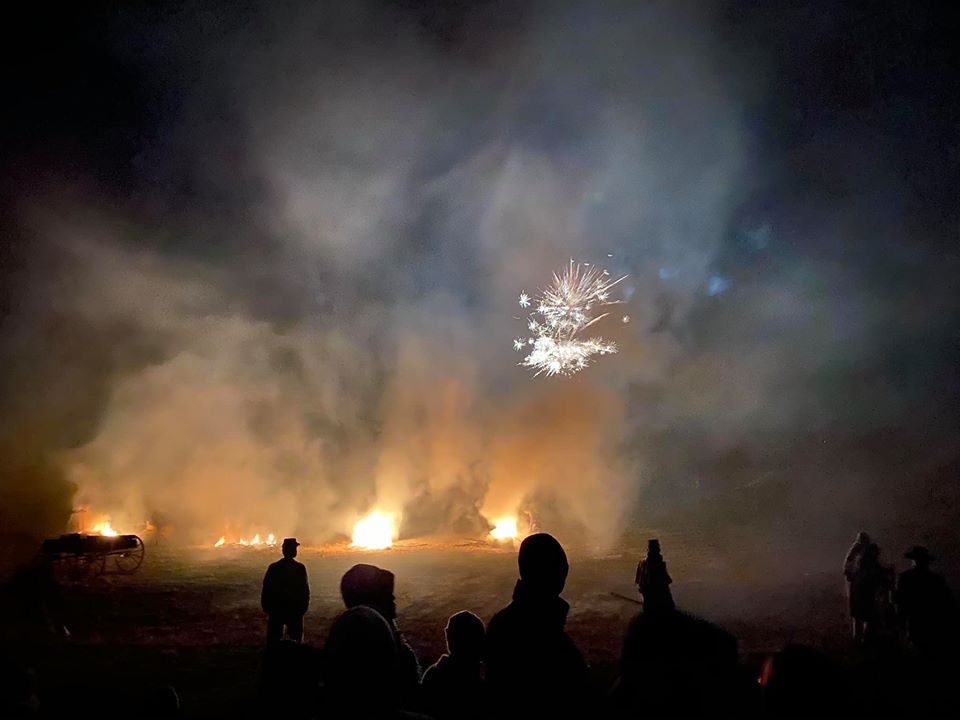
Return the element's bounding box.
[1,529,864,717]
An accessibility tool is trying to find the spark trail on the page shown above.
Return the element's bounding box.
[514,260,627,377]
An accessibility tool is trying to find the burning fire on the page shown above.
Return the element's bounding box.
[90,520,119,537]
[213,532,277,548]
[351,511,396,550]
[489,517,519,542]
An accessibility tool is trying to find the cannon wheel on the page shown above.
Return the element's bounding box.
[114,536,145,574]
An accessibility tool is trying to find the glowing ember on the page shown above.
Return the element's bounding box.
[91,520,118,537]
[489,517,518,541]
[351,511,396,550]
[214,536,225,547]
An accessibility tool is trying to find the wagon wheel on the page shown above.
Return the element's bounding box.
[114,536,145,574]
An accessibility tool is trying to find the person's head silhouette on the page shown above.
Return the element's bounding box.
[518,533,568,596]
[904,545,934,569]
[856,531,870,545]
[324,606,398,709]
[647,539,662,556]
[340,564,397,620]
[445,610,485,662]
[281,538,299,559]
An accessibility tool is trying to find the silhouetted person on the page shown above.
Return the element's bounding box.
[613,607,741,716]
[261,538,309,644]
[261,639,320,717]
[9,556,68,640]
[0,656,39,717]
[636,538,674,614]
[322,606,404,719]
[850,542,888,642]
[843,531,871,635]
[896,546,956,656]
[759,644,842,716]
[422,611,486,720]
[485,533,588,719]
[340,564,421,704]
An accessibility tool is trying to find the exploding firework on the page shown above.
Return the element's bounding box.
[514,260,627,377]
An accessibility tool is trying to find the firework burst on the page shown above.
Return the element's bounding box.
[514,259,627,377]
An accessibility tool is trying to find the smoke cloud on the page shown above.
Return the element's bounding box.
[2,1,957,566]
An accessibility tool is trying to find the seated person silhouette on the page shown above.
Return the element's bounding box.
[422,610,486,720]
[485,533,588,719]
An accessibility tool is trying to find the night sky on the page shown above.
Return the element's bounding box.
[1,1,957,570]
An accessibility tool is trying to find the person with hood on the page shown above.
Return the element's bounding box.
[322,606,406,719]
[843,531,872,636]
[421,610,486,720]
[485,533,588,719]
[340,563,421,703]
[635,538,675,614]
[849,542,889,642]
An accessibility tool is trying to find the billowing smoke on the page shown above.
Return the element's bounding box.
[2,1,957,566]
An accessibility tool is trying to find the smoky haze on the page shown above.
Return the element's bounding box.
[1,1,957,571]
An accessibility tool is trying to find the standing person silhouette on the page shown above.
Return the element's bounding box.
[896,546,956,655]
[636,539,675,614]
[843,531,871,636]
[485,533,588,719]
[261,538,309,643]
[850,542,887,642]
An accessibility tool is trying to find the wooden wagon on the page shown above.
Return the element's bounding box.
[40,533,145,579]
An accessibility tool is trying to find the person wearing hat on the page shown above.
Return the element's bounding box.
[485,533,587,719]
[261,538,310,643]
[635,538,675,614]
[895,546,955,655]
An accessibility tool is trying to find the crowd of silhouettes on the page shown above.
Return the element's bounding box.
[251,531,959,718]
[3,530,958,717]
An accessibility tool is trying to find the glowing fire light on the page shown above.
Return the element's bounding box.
[490,517,519,541]
[91,520,118,537]
[351,511,396,550]
[213,532,277,548]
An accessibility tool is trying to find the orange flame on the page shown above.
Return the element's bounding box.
[351,511,396,550]
[489,517,519,541]
[91,520,119,537]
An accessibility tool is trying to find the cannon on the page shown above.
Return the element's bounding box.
[40,533,145,579]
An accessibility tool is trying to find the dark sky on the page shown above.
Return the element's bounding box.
[1,1,957,567]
